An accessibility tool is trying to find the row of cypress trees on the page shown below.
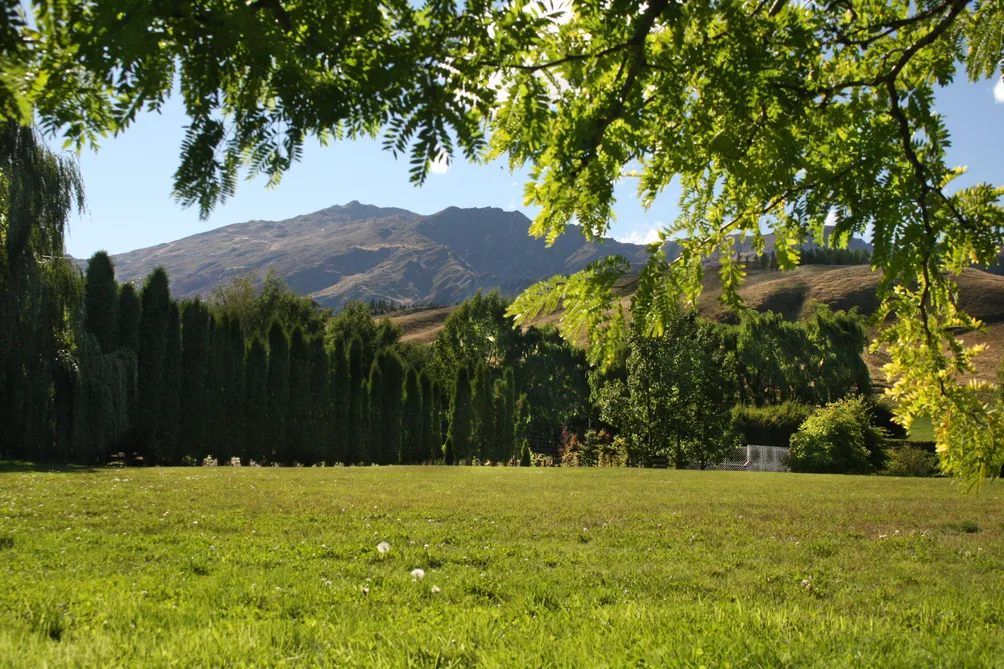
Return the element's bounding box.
[72,254,526,466]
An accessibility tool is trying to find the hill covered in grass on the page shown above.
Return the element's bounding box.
[389,265,1004,384]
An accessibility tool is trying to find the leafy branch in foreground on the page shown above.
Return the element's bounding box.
[6,0,1004,482]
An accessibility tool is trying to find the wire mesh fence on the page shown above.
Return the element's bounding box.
[687,445,790,472]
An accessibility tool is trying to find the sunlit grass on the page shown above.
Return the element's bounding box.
[0,467,1002,667]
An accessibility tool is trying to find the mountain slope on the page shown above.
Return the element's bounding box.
[109,202,652,309]
[389,264,1004,385]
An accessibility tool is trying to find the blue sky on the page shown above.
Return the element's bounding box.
[63,76,1003,259]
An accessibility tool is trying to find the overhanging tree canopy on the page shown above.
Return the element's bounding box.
[5,0,1004,480]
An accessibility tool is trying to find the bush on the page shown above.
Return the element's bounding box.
[789,397,888,474]
[868,399,908,440]
[732,402,816,447]
[883,445,940,477]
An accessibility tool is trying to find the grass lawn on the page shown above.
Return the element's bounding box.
[1,467,1002,668]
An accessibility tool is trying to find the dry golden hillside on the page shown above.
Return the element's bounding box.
[388,265,1004,384]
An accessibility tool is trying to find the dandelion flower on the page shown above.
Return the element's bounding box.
[431,585,441,594]
[377,541,391,554]
[411,568,425,580]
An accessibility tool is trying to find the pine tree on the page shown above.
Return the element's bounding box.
[346,335,366,465]
[117,283,141,352]
[308,336,330,464]
[225,318,246,463]
[502,368,517,463]
[287,327,310,463]
[519,440,532,467]
[161,302,182,464]
[328,335,349,465]
[244,337,268,463]
[180,300,210,461]
[137,268,171,462]
[471,363,492,462]
[431,382,445,462]
[204,317,227,460]
[402,366,422,464]
[367,357,383,465]
[449,366,473,464]
[379,350,405,465]
[84,251,119,353]
[419,371,433,464]
[266,322,290,462]
[117,282,142,443]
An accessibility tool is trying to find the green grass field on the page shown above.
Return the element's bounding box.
[1,467,1002,668]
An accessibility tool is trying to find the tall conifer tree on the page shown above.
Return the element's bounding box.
[137,268,171,461]
[471,363,492,462]
[379,350,405,465]
[419,371,433,464]
[449,366,473,465]
[308,336,330,464]
[244,337,268,463]
[180,300,210,460]
[117,283,141,352]
[367,357,383,465]
[328,335,349,464]
[287,327,310,463]
[402,366,422,464]
[225,318,246,462]
[84,251,119,353]
[266,322,290,462]
[161,302,182,464]
[346,335,366,465]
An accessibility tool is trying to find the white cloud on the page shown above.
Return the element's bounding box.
[994,78,1004,103]
[429,152,449,175]
[507,200,517,211]
[618,226,662,245]
[824,209,838,226]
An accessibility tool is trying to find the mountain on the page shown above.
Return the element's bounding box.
[108,202,653,309]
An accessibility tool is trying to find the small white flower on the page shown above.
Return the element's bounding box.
[423,544,430,550]
[411,568,425,580]
[361,586,370,595]
[377,541,391,554]
[431,585,441,594]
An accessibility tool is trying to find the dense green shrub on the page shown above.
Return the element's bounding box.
[868,400,908,440]
[732,402,815,447]
[789,397,888,474]
[883,445,940,477]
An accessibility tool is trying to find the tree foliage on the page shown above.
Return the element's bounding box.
[8,0,1004,479]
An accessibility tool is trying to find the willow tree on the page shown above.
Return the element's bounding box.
[0,122,84,460]
[17,0,1004,479]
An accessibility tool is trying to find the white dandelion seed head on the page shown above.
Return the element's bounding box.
[411,568,425,580]
[377,541,391,554]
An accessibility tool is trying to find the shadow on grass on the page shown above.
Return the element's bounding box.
[0,460,104,474]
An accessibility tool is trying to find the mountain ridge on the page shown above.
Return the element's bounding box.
[107,202,653,309]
